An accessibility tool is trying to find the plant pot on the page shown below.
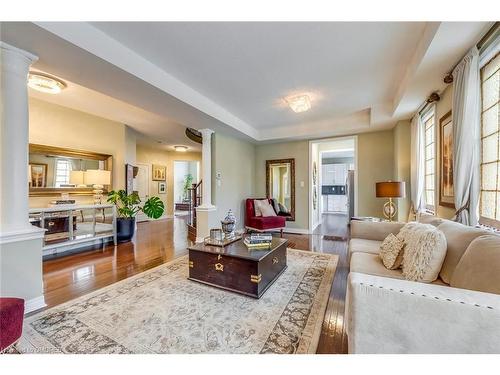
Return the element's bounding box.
[116,217,136,243]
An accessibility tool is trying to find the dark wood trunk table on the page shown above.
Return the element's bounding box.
[188,237,288,298]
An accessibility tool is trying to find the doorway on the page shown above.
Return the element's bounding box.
[309,136,358,232]
[173,160,200,216]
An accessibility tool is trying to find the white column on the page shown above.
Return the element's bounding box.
[195,128,216,242]
[198,128,214,208]
[0,42,38,233]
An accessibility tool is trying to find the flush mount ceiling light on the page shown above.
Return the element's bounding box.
[285,94,311,113]
[28,72,66,94]
[174,145,188,152]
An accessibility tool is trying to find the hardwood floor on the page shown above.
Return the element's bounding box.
[40,213,350,354]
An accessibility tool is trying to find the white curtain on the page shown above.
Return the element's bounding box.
[409,113,426,221]
[452,46,481,226]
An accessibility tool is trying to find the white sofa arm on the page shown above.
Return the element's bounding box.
[350,220,404,241]
[346,272,500,353]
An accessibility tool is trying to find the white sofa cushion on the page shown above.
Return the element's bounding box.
[379,233,405,269]
[401,223,447,283]
[350,252,405,280]
[437,221,488,284]
[349,238,382,257]
[450,234,500,295]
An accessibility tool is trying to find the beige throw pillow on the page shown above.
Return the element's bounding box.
[450,234,500,295]
[436,221,487,284]
[253,199,269,217]
[260,201,277,217]
[379,233,405,270]
[401,223,447,283]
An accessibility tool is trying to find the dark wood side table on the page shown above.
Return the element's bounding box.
[188,237,288,298]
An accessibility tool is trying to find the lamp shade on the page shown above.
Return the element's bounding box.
[376,181,406,198]
[84,169,111,185]
[69,170,85,185]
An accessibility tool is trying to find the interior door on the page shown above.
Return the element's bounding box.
[135,163,150,222]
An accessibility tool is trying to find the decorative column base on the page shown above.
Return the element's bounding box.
[195,205,218,243]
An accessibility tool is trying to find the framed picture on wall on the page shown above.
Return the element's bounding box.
[29,163,47,188]
[152,164,166,181]
[439,111,455,208]
[158,182,166,194]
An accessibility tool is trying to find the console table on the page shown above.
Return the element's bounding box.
[29,204,117,257]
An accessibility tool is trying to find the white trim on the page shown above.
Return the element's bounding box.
[24,295,46,315]
[283,227,311,235]
[0,226,45,245]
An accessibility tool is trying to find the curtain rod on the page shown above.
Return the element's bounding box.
[417,92,440,115]
[444,22,499,83]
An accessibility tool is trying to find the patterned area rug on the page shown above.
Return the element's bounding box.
[15,249,337,354]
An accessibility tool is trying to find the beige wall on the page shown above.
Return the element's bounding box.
[434,85,455,219]
[212,133,256,229]
[255,140,309,230]
[28,98,133,207]
[357,130,395,218]
[393,120,411,221]
[136,145,201,217]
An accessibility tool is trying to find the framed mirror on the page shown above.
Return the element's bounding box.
[266,158,295,221]
[29,144,113,196]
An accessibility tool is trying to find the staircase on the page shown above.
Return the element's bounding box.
[186,180,202,241]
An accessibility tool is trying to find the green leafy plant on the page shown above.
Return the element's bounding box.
[107,190,164,219]
[182,174,194,200]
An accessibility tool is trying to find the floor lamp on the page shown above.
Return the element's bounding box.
[376,181,406,221]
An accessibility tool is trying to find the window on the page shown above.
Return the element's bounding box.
[54,159,72,187]
[423,110,436,211]
[479,52,500,228]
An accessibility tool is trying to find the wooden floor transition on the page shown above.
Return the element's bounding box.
[40,213,350,354]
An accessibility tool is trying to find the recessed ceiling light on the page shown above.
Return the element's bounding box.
[285,94,311,113]
[28,72,66,94]
[174,145,188,152]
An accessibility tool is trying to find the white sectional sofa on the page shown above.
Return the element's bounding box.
[346,216,500,353]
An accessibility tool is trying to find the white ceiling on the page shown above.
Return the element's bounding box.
[90,22,425,129]
[1,21,492,144]
[28,71,202,151]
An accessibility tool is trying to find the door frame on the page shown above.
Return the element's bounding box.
[308,136,358,232]
[135,162,151,222]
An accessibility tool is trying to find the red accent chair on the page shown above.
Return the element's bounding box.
[245,198,286,237]
[0,298,24,352]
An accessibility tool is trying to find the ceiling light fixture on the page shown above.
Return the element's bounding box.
[174,145,188,152]
[285,94,311,113]
[28,72,66,94]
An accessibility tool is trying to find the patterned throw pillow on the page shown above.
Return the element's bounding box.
[400,223,447,283]
[379,233,405,270]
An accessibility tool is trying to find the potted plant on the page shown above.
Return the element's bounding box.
[107,190,165,242]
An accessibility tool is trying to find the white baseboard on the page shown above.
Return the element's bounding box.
[25,295,46,314]
[283,227,311,235]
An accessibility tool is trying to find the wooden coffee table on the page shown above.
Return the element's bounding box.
[188,237,288,298]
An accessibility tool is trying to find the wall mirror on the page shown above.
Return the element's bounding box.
[29,144,113,196]
[266,158,295,221]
